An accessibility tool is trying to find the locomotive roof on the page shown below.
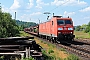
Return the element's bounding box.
[39,16,72,24]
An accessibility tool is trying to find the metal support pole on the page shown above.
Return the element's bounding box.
[15,12,16,20]
[26,47,28,58]
[28,47,30,57]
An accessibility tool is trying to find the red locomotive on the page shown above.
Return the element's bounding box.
[24,16,75,43]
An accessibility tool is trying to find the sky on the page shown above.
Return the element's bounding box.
[0,0,90,26]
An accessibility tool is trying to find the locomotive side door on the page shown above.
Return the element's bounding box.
[50,19,55,37]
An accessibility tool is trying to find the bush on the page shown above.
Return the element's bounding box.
[0,56,4,60]
[0,11,19,38]
[58,57,62,60]
[48,49,54,54]
[88,31,90,36]
[47,43,55,48]
[60,48,66,51]
[23,56,34,60]
[64,54,79,60]
[42,50,56,60]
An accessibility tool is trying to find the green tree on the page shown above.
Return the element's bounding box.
[75,25,81,31]
[81,24,87,31]
[15,20,38,31]
[0,10,19,38]
[84,22,90,33]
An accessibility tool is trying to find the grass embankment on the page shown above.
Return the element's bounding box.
[35,38,68,60]
[20,31,79,60]
[74,31,90,39]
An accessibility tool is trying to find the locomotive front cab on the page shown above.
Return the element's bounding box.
[57,18,75,41]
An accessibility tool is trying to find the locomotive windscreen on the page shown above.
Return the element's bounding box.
[65,20,72,24]
[57,20,72,25]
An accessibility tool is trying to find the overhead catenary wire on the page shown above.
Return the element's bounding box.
[47,1,90,20]
[48,0,89,15]
[39,0,70,23]
[1,1,89,23]
[49,0,70,13]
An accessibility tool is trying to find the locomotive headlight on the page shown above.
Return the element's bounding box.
[58,28,63,30]
[70,32,73,34]
[68,28,73,30]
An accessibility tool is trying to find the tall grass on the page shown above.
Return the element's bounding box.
[42,50,56,60]
[19,31,31,37]
[74,31,90,39]
[23,56,34,60]
[64,54,79,60]
[48,49,54,54]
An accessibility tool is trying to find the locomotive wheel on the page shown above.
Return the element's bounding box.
[52,38,56,43]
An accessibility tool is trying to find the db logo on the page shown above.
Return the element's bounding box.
[64,28,67,30]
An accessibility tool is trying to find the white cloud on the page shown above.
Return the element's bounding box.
[20,12,42,22]
[2,6,10,13]
[27,0,34,9]
[84,16,90,19]
[36,0,49,9]
[79,6,90,12]
[2,5,16,18]
[10,0,20,10]
[30,12,42,16]
[78,0,87,5]
[64,11,75,17]
[51,0,87,6]
[2,0,21,14]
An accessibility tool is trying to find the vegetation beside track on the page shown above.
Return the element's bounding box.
[74,31,90,39]
[0,10,19,38]
[20,31,79,60]
[19,31,31,37]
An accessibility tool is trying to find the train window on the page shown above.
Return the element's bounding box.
[57,20,64,25]
[65,20,72,24]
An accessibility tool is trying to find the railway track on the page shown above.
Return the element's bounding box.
[58,44,90,58]
[74,39,90,45]
[52,41,90,60]
[54,42,90,60]
[32,35,90,60]
[70,44,90,54]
